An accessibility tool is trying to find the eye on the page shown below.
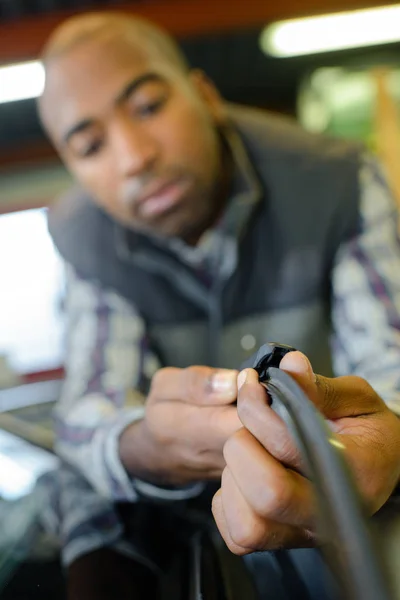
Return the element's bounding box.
[82,139,103,157]
[76,138,104,159]
[135,94,168,119]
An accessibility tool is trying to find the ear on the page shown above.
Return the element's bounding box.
[189,69,226,124]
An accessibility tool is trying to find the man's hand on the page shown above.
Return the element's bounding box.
[120,366,241,485]
[212,351,400,555]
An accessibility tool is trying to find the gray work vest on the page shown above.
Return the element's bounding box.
[49,106,361,379]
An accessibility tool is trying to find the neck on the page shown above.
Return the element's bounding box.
[184,135,233,246]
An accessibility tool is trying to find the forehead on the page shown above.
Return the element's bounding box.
[41,34,174,141]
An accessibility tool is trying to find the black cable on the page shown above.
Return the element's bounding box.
[243,343,394,600]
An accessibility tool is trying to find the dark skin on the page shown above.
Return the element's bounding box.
[40,18,242,484]
[40,27,229,243]
[213,353,400,553]
[40,15,400,554]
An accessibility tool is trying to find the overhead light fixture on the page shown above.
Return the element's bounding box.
[261,4,400,58]
[0,60,45,104]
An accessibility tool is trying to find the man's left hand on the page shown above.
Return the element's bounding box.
[212,351,400,555]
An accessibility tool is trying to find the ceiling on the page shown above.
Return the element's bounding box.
[0,0,130,22]
[1,0,400,172]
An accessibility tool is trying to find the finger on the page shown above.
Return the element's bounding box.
[148,401,241,451]
[237,369,300,468]
[150,366,238,406]
[280,352,383,419]
[177,461,225,482]
[212,489,250,555]
[208,405,243,445]
[223,429,315,529]
[213,469,314,555]
[182,405,243,455]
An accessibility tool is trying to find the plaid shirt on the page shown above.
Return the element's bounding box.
[50,153,400,566]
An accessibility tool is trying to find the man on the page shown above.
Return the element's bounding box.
[38,10,400,599]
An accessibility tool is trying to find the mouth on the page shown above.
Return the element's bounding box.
[136,178,190,220]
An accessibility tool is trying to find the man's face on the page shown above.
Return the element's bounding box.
[41,34,224,239]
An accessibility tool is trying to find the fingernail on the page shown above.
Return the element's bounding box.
[284,351,314,379]
[237,370,248,391]
[211,371,236,394]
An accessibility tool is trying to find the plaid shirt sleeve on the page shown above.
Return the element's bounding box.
[54,266,161,501]
[331,154,400,414]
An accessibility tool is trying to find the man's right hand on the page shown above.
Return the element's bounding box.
[119,366,241,486]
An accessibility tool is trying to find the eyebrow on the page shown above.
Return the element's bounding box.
[62,72,166,147]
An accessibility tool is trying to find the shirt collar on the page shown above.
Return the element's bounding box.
[214,119,263,242]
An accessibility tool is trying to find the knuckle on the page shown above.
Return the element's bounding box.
[177,445,198,470]
[183,366,204,402]
[257,477,293,520]
[223,430,246,465]
[145,409,171,445]
[183,434,209,464]
[229,516,265,552]
[150,367,171,395]
[153,429,172,446]
[225,538,250,556]
[350,376,376,401]
[318,374,380,415]
[349,375,375,396]
[268,435,298,465]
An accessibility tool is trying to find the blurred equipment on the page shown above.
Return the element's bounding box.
[0,356,19,390]
[0,428,58,501]
[298,65,400,232]
[0,431,59,594]
[374,67,400,228]
[0,380,60,451]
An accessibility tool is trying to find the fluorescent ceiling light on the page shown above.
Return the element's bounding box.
[261,4,400,58]
[0,60,45,104]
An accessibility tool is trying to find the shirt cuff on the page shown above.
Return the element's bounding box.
[93,407,145,501]
[95,408,206,502]
[133,479,206,501]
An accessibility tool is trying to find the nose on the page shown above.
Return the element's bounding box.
[110,114,159,178]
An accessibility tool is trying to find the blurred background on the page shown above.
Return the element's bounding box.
[1,0,400,473]
[0,0,400,596]
[2,0,400,386]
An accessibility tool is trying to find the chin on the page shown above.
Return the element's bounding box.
[146,210,196,240]
[128,218,181,240]
[124,204,202,242]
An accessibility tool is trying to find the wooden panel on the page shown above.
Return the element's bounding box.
[0,0,398,63]
[373,68,400,233]
[0,141,56,170]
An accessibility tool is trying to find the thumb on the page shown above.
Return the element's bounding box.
[279,351,336,417]
[279,351,379,420]
[279,351,316,394]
